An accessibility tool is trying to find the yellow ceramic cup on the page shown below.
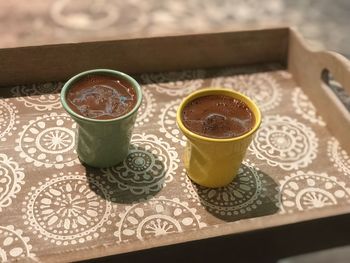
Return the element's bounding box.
[176,88,261,188]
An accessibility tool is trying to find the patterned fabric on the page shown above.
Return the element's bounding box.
[0,65,349,261]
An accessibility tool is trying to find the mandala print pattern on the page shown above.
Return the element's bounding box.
[0,225,35,261]
[279,171,350,213]
[102,133,179,195]
[250,115,318,170]
[22,172,113,245]
[115,196,206,241]
[11,83,62,111]
[135,88,155,128]
[0,99,19,142]
[277,70,292,79]
[181,161,267,217]
[292,87,325,126]
[0,154,25,211]
[15,112,79,169]
[211,72,281,111]
[158,99,187,147]
[141,70,205,96]
[327,138,350,176]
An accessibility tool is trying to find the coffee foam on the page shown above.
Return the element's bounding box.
[182,95,255,138]
[70,84,133,119]
[66,75,137,120]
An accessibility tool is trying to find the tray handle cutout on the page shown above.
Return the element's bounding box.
[289,28,350,153]
[321,68,350,113]
[316,50,350,121]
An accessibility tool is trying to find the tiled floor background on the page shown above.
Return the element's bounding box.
[0,0,349,58]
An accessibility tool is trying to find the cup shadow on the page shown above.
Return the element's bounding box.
[84,144,167,204]
[187,163,280,222]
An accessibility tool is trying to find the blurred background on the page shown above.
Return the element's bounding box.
[0,0,349,57]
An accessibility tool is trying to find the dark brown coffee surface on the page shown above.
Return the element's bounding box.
[182,94,255,138]
[66,74,137,120]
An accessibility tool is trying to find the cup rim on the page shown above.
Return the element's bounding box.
[176,87,262,142]
[60,69,143,123]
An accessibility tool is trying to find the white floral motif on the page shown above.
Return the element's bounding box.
[102,133,179,194]
[15,112,79,169]
[0,99,19,142]
[11,83,62,111]
[135,88,155,127]
[327,138,350,176]
[292,88,326,126]
[158,99,187,146]
[279,171,350,213]
[0,225,35,261]
[115,196,206,241]
[181,161,267,216]
[211,72,281,111]
[277,70,292,79]
[0,154,25,211]
[141,70,205,96]
[22,172,113,245]
[250,115,318,170]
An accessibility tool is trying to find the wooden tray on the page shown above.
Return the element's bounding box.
[0,27,349,262]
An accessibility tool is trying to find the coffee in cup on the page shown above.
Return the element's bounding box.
[181,94,255,139]
[61,69,142,168]
[176,88,261,188]
[66,74,137,120]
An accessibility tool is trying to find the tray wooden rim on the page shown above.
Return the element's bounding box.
[2,26,350,262]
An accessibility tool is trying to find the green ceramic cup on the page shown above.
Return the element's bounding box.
[60,69,142,168]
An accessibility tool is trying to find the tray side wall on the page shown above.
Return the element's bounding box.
[288,29,350,153]
[0,28,289,86]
